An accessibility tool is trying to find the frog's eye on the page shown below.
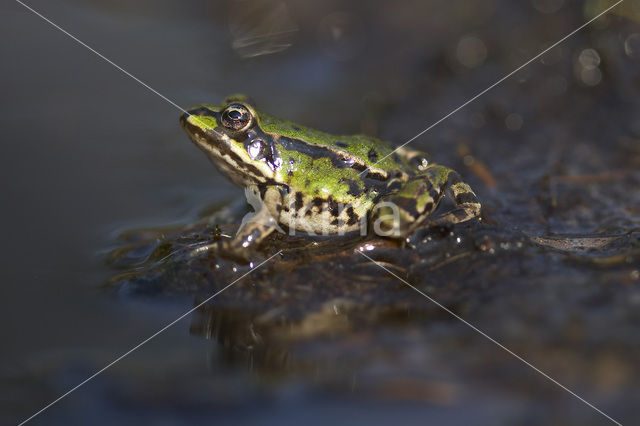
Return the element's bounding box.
[221,103,252,131]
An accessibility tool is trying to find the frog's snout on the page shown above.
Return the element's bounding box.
[179,110,195,133]
[179,111,189,127]
[180,106,217,126]
[180,108,204,136]
[180,107,199,125]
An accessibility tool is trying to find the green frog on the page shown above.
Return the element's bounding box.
[181,95,480,259]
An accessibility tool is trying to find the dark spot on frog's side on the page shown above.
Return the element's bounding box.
[331,156,355,169]
[336,141,348,148]
[295,192,304,210]
[312,197,324,208]
[351,162,367,173]
[292,125,301,131]
[350,162,389,182]
[327,197,340,216]
[346,206,358,225]
[258,185,269,199]
[364,170,389,182]
[277,185,291,196]
[368,148,379,163]
[340,178,363,197]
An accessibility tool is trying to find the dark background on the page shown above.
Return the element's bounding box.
[1,1,639,425]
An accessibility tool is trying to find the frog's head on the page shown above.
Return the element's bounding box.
[181,95,282,187]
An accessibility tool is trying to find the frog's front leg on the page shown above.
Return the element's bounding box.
[371,165,480,238]
[191,186,283,262]
[230,205,279,251]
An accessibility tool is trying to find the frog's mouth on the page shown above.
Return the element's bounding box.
[181,117,229,165]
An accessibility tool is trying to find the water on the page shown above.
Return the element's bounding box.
[1,0,639,425]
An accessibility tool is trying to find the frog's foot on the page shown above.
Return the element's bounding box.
[427,170,481,225]
[371,165,480,238]
[429,172,481,226]
[189,208,278,263]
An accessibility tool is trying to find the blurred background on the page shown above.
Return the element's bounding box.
[1,0,639,425]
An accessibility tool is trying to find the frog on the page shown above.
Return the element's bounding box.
[180,95,480,259]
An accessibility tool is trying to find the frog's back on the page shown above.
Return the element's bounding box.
[257,112,408,172]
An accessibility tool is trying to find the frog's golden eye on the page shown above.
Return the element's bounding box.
[221,103,252,131]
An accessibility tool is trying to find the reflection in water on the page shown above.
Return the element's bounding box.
[190,304,349,375]
[6,0,640,423]
[102,193,640,425]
